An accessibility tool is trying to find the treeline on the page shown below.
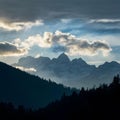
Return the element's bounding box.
[0,61,74,108]
[0,75,120,120]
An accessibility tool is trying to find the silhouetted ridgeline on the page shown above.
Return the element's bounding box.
[0,75,120,120]
[0,62,75,109]
[14,53,120,88]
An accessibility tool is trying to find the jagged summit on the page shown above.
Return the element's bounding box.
[57,53,70,63]
[36,56,51,62]
[98,61,120,69]
[71,58,87,65]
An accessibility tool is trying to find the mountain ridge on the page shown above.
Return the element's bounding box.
[13,53,120,88]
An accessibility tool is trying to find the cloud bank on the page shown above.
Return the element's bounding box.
[0,19,44,31]
[0,0,119,22]
[0,42,27,56]
[14,31,112,56]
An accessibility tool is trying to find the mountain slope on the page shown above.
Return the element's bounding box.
[0,62,74,109]
[0,76,120,120]
[13,53,120,88]
[42,75,120,120]
[88,61,120,85]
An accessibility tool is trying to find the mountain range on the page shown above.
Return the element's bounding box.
[0,62,74,108]
[13,53,120,88]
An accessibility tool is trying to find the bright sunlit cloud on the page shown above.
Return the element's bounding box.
[13,31,111,56]
[0,19,44,31]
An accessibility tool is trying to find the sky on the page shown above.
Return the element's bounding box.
[0,0,120,66]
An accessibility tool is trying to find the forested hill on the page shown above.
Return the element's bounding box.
[0,75,120,120]
[0,62,74,109]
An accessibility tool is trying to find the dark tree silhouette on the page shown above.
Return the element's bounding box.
[0,75,120,120]
[0,62,75,109]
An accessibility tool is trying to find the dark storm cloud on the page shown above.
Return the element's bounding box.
[0,42,27,56]
[85,19,120,34]
[60,18,120,35]
[0,0,119,22]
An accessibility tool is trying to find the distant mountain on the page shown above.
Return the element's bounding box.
[88,61,120,85]
[0,62,74,109]
[13,53,120,88]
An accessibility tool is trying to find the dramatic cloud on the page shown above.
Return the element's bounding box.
[14,33,52,49]
[0,19,44,31]
[14,31,112,56]
[0,0,118,65]
[0,42,27,56]
[66,40,111,56]
[15,66,36,72]
[0,0,119,23]
[52,31,111,56]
